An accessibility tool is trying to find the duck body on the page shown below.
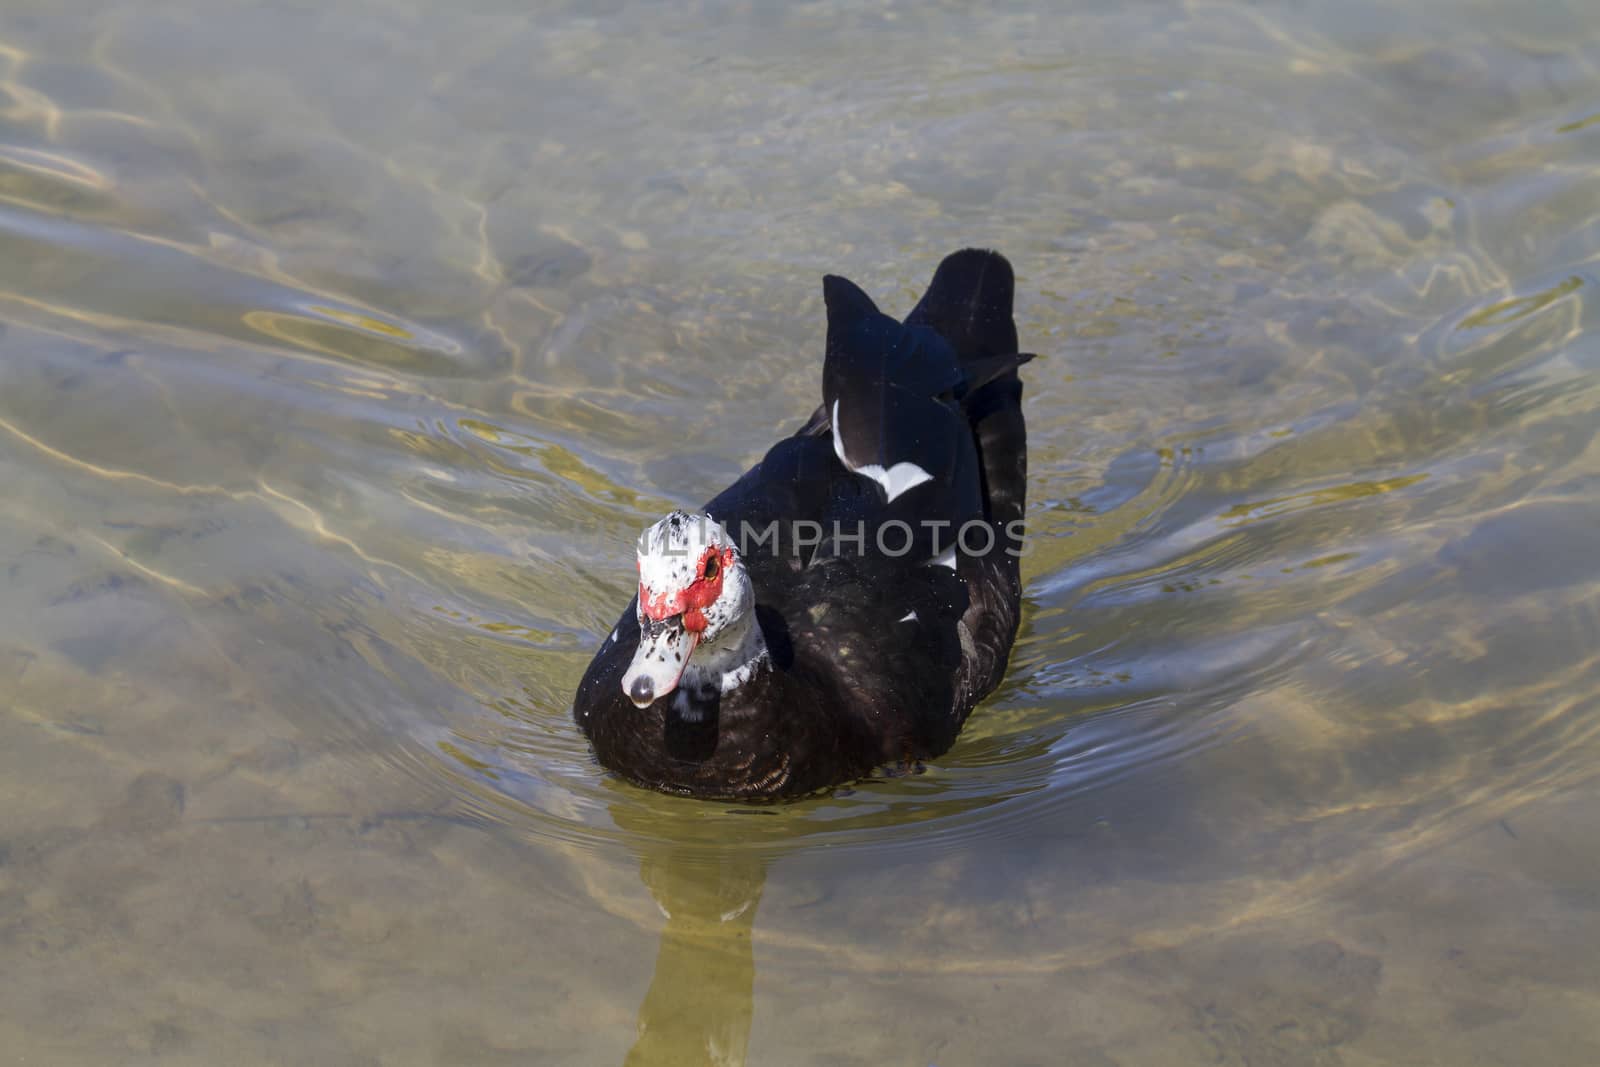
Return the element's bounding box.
[573,249,1030,800]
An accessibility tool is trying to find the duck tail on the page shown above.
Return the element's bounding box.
[905,248,1019,363]
[909,249,1029,548]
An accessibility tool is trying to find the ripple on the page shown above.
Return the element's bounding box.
[0,199,475,375]
[0,142,113,191]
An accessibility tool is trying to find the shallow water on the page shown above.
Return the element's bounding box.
[2,1,1599,1063]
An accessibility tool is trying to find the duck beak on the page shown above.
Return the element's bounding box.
[621,615,699,708]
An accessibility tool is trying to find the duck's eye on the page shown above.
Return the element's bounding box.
[703,556,720,581]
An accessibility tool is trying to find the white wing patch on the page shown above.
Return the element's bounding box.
[932,545,957,570]
[854,461,933,502]
[830,399,848,467]
[831,399,933,502]
[899,609,918,623]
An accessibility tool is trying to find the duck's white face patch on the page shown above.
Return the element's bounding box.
[636,513,723,614]
[635,511,736,629]
[831,399,933,502]
[624,510,761,708]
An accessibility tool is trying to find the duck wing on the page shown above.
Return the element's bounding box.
[819,274,985,532]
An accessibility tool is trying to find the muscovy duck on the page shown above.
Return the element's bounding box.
[573,249,1030,800]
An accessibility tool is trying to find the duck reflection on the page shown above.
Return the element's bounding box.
[611,803,770,1067]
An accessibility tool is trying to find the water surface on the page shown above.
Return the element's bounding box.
[3,1,1600,1063]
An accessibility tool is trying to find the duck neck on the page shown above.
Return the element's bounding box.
[674,611,769,719]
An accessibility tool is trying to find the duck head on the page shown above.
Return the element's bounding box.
[623,510,760,710]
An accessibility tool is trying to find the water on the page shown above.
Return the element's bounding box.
[2,1,1599,1062]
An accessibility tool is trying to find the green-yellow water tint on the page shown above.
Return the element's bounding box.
[305,304,416,340]
[1220,474,1430,526]
[1459,275,1585,330]
[2,1,1600,1064]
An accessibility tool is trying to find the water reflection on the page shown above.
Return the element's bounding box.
[619,803,766,1067]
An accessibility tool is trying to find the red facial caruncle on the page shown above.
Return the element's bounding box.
[639,545,733,628]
